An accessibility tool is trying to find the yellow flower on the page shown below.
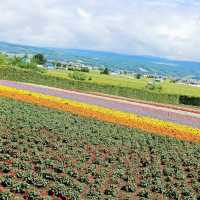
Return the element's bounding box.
[0,85,199,142]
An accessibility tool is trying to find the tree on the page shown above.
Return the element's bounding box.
[32,54,46,65]
[101,68,110,75]
[135,73,142,79]
[81,67,90,73]
[55,62,62,69]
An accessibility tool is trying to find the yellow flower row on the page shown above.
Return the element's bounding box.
[0,85,199,142]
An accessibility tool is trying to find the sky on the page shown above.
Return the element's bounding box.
[0,0,200,61]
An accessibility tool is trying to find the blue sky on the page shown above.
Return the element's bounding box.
[0,0,200,61]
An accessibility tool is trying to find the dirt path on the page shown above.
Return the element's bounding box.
[0,80,200,129]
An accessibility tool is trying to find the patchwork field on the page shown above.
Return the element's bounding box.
[0,84,199,143]
[0,98,200,199]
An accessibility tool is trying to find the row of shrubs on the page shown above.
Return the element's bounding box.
[0,66,199,106]
[179,96,200,106]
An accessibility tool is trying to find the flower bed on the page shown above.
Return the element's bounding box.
[0,97,200,199]
[0,85,199,143]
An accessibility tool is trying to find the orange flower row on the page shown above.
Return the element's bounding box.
[0,85,199,143]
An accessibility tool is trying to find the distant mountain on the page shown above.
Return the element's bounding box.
[0,41,200,79]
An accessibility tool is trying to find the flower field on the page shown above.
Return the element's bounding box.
[0,85,199,143]
[0,97,200,199]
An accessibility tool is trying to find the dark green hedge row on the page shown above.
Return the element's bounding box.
[179,96,200,106]
[0,66,197,106]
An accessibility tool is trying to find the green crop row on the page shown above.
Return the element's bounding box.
[0,97,199,199]
[0,66,200,106]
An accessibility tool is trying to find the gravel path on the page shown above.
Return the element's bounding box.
[0,80,200,129]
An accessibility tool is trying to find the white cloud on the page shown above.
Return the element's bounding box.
[77,8,90,19]
[0,0,200,61]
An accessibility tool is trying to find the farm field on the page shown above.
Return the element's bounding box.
[0,97,200,199]
[48,70,200,98]
[1,66,200,106]
[0,84,199,142]
[47,70,148,90]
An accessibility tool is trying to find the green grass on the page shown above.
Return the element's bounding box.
[0,97,199,199]
[162,80,200,97]
[48,69,200,98]
[1,66,200,106]
[48,70,151,89]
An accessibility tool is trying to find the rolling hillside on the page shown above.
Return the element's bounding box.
[0,41,200,79]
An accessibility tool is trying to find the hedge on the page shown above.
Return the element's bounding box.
[0,66,199,106]
[179,96,200,106]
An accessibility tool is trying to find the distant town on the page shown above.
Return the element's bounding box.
[3,51,200,88]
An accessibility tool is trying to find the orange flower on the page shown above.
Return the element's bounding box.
[0,85,199,143]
